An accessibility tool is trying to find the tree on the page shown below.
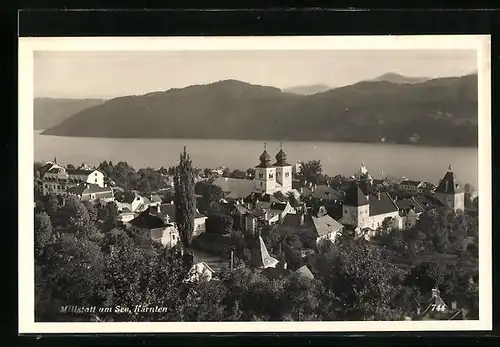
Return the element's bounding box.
[100,201,119,232]
[34,212,54,259]
[174,147,196,247]
[37,234,105,321]
[312,238,405,320]
[59,195,93,236]
[230,169,246,179]
[46,193,60,217]
[198,183,224,215]
[206,213,233,235]
[298,160,322,185]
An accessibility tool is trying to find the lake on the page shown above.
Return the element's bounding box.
[34,131,478,188]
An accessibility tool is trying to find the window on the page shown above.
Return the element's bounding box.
[269,173,274,179]
[260,182,263,187]
[285,172,290,177]
[259,172,264,179]
[95,178,98,183]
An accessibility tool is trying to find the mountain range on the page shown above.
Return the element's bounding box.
[39,73,478,147]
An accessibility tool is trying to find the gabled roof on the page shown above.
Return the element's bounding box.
[311,213,344,237]
[130,206,170,230]
[68,183,113,197]
[396,197,425,215]
[368,191,399,216]
[294,265,315,280]
[67,168,100,176]
[344,183,369,206]
[249,236,279,269]
[414,194,445,209]
[435,167,463,194]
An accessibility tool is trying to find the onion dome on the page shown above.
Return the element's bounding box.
[260,150,271,163]
[256,143,273,168]
[274,142,291,167]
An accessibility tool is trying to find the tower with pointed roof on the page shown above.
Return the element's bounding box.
[341,183,370,229]
[274,142,293,193]
[254,143,276,194]
[435,165,465,211]
[250,235,279,269]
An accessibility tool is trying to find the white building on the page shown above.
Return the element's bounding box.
[254,143,293,195]
[340,183,401,238]
[129,206,180,248]
[40,161,106,196]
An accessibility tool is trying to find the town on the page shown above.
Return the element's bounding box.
[33,144,479,322]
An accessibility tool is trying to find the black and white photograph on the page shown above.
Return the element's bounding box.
[19,35,491,333]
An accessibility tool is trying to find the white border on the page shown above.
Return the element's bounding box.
[19,35,492,334]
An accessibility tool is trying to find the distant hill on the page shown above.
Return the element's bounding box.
[34,98,105,130]
[367,72,430,84]
[283,84,331,95]
[42,74,478,147]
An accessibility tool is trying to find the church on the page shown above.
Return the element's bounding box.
[213,143,295,201]
[254,142,293,195]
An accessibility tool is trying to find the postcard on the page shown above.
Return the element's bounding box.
[19,35,491,333]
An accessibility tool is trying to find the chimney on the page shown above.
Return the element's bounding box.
[417,307,421,316]
[170,200,174,205]
[377,191,381,200]
[300,213,305,226]
[157,204,161,213]
[452,301,457,310]
[283,261,288,270]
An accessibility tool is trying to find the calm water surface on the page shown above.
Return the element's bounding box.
[34,131,478,188]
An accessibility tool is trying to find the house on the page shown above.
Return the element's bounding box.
[66,167,105,188]
[115,192,148,213]
[249,235,279,269]
[395,197,425,230]
[184,262,215,283]
[399,179,423,193]
[67,182,114,202]
[339,182,401,238]
[434,165,465,211]
[280,207,344,247]
[159,202,208,237]
[129,206,180,248]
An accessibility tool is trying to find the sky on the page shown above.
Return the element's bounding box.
[34,50,477,99]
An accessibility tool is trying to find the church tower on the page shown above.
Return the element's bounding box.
[274,142,293,193]
[435,165,465,212]
[341,183,370,230]
[254,143,276,194]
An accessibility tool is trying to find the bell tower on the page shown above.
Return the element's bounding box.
[254,143,276,194]
[274,142,293,193]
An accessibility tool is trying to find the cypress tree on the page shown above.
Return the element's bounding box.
[174,146,196,247]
